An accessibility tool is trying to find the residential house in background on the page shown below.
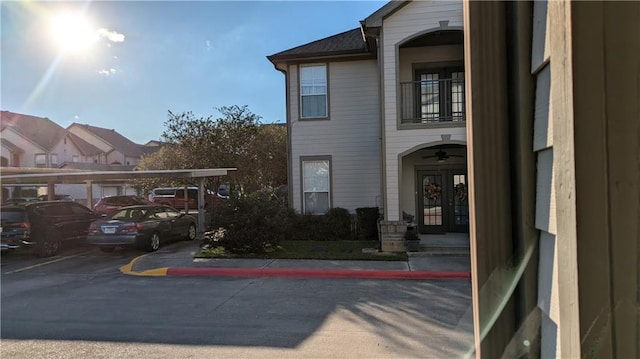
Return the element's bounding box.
[0,111,157,202]
[268,0,467,236]
[67,123,150,167]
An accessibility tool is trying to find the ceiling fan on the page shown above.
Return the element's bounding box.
[423,148,465,162]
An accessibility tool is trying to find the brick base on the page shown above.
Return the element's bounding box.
[379,220,408,252]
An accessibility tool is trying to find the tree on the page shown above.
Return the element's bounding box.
[135,106,287,195]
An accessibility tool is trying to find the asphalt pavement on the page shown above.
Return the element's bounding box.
[121,241,472,280]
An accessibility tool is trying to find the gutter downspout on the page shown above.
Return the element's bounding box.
[361,22,386,221]
[268,60,292,209]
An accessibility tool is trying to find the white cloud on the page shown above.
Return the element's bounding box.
[97,28,125,43]
[98,68,117,76]
[74,115,80,120]
[205,40,212,50]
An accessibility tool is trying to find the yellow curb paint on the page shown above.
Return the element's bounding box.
[119,254,168,276]
[133,267,168,276]
[119,255,141,274]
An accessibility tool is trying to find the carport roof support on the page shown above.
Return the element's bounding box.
[0,168,236,184]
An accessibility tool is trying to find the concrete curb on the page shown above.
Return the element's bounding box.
[120,255,470,280]
[166,267,471,280]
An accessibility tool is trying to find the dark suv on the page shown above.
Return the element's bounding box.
[1,201,100,257]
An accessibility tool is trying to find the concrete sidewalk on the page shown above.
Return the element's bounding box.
[120,241,471,280]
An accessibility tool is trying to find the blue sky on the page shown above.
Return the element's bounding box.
[1,1,386,144]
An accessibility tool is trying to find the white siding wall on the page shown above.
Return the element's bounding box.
[105,150,126,165]
[289,60,381,213]
[124,155,139,166]
[50,135,92,165]
[0,143,11,165]
[0,129,44,167]
[381,0,465,220]
[68,125,112,153]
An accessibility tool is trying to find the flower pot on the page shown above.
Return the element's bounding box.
[406,239,421,252]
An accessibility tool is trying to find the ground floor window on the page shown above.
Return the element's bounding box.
[302,158,330,214]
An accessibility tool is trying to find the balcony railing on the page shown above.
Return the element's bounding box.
[400,78,466,124]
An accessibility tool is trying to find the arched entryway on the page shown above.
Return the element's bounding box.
[401,144,468,234]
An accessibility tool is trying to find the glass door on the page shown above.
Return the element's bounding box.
[417,169,469,234]
[449,171,469,233]
[418,171,445,234]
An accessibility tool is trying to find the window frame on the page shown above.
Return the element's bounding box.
[299,63,329,120]
[300,156,332,215]
[34,153,46,168]
[50,153,58,167]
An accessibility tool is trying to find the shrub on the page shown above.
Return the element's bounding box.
[324,207,353,240]
[292,214,329,241]
[291,207,354,241]
[209,190,296,254]
[356,207,380,241]
[404,227,420,240]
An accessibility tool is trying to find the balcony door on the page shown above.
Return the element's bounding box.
[417,169,469,234]
[415,67,465,123]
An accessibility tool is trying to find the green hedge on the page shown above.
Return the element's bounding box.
[356,207,380,241]
[209,190,296,254]
[208,197,376,254]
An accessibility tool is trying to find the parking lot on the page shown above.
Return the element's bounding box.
[1,240,475,358]
[0,240,135,275]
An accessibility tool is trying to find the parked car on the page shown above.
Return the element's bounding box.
[86,204,197,253]
[93,195,151,215]
[0,201,100,257]
[37,194,74,201]
[148,186,221,211]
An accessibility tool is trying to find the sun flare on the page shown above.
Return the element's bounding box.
[49,12,97,54]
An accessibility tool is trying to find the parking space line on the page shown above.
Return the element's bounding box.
[4,251,93,274]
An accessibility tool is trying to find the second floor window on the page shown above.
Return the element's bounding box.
[400,67,465,124]
[35,154,46,168]
[300,64,327,118]
[50,154,58,167]
[72,155,79,162]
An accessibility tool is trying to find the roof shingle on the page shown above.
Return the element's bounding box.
[267,28,372,62]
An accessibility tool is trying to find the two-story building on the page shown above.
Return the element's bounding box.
[268,0,467,236]
[67,123,148,167]
[0,111,156,202]
[272,1,640,358]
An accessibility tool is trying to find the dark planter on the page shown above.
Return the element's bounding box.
[406,239,421,252]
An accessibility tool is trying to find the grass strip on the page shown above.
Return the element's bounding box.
[196,240,407,261]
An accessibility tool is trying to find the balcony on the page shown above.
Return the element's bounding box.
[400,78,466,124]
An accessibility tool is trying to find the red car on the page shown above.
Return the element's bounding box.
[93,195,151,215]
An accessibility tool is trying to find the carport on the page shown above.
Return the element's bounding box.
[0,167,236,240]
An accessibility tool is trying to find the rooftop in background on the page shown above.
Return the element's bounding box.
[1,111,66,152]
[68,123,154,157]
